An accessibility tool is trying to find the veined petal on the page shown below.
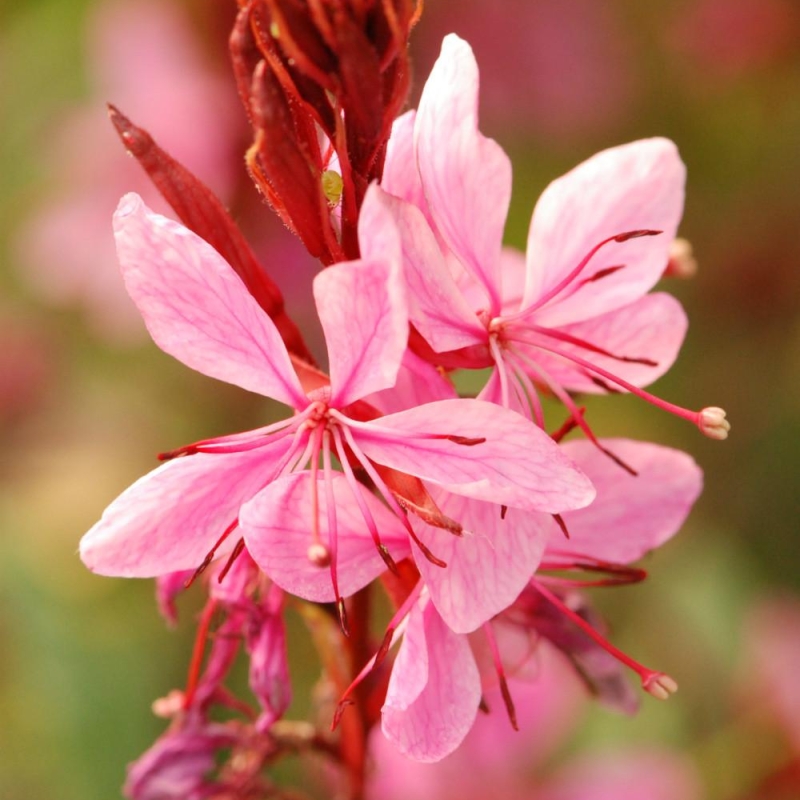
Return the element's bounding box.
[549,439,703,564]
[383,111,427,213]
[315,187,408,407]
[416,35,512,307]
[523,139,686,324]
[520,293,688,394]
[382,596,480,762]
[240,472,411,603]
[114,193,305,408]
[413,491,549,634]
[371,186,486,352]
[365,351,457,415]
[80,441,292,577]
[354,399,595,513]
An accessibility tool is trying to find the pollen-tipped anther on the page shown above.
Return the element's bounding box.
[307,543,331,567]
[698,406,730,440]
[643,672,678,700]
[665,238,698,279]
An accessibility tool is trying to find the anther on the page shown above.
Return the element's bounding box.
[643,672,678,700]
[307,543,331,567]
[698,407,730,440]
[664,238,698,279]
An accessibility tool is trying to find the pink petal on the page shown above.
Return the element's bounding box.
[743,598,800,751]
[412,491,550,633]
[550,439,703,564]
[523,139,686,325]
[240,472,410,603]
[365,351,457,415]
[416,35,512,307]
[521,292,688,393]
[80,443,291,577]
[382,111,427,212]
[354,399,596,513]
[315,186,408,407]
[382,596,480,762]
[370,186,486,352]
[115,193,305,408]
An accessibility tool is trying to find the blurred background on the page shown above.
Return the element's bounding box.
[1,0,799,797]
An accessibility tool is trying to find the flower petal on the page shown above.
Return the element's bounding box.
[354,399,596,513]
[550,439,703,564]
[523,139,686,324]
[80,443,292,577]
[416,35,512,307]
[413,491,550,633]
[382,596,480,762]
[240,472,410,602]
[115,193,305,407]
[315,186,408,407]
[370,185,486,352]
[519,292,688,393]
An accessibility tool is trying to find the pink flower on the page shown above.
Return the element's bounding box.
[80,189,594,618]
[376,35,728,447]
[339,437,701,761]
[14,0,242,341]
[367,652,702,800]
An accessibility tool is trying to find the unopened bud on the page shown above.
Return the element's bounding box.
[643,672,678,700]
[665,238,698,279]
[699,406,730,440]
[307,543,331,567]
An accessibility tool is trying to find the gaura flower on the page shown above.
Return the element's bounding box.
[334,438,701,761]
[80,188,594,621]
[375,34,729,452]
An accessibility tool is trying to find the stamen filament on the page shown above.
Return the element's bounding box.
[332,581,423,730]
[331,426,398,575]
[509,230,661,322]
[482,620,518,730]
[521,323,658,367]
[337,424,447,568]
[509,344,637,475]
[489,335,511,410]
[532,580,677,699]
[520,336,702,426]
[322,430,347,636]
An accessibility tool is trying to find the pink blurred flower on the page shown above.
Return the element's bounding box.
[14,0,242,341]
[668,0,800,82]
[742,598,800,753]
[413,0,638,139]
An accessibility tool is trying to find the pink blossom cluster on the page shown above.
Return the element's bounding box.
[79,31,727,798]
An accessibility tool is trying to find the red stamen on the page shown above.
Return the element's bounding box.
[525,323,659,367]
[509,345,638,475]
[183,598,218,709]
[552,514,570,539]
[337,424,447,568]
[483,621,518,731]
[550,406,586,442]
[185,520,239,588]
[217,538,246,583]
[510,230,662,320]
[532,581,677,699]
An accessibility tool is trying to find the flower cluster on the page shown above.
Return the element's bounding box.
[79,18,726,799]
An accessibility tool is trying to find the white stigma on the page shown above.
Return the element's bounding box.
[644,673,679,700]
[699,406,730,440]
[307,543,331,567]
